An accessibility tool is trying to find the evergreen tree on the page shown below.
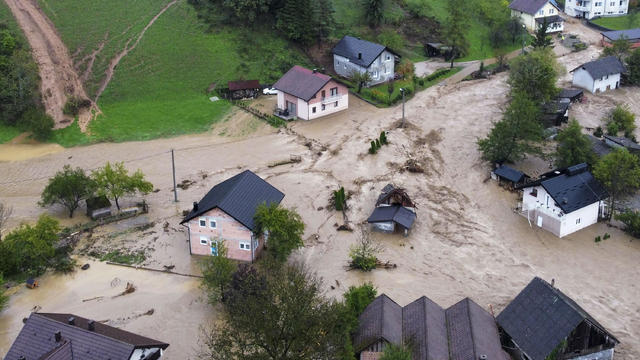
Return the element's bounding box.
[362,0,385,27]
[443,0,469,68]
[276,0,317,44]
[626,47,640,86]
[532,18,553,49]
[314,0,335,40]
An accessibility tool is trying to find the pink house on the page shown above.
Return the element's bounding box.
[273,65,348,121]
[180,170,284,262]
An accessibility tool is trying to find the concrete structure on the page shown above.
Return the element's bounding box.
[519,163,608,238]
[571,56,625,93]
[332,36,399,86]
[181,170,284,262]
[509,0,564,32]
[565,0,629,18]
[273,66,348,121]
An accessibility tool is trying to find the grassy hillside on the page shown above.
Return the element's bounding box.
[592,14,640,30]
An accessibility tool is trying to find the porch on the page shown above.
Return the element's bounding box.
[274,107,297,121]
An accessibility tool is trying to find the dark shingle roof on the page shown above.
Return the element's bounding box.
[5,313,169,360]
[588,135,613,157]
[181,170,284,231]
[353,294,403,352]
[494,165,526,183]
[273,66,332,101]
[332,36,390,68]
[402,296,449,360]
[497,277,619,360]
[571,56,626,79]
[601,28,640,42]
[367,205,416,229]
[509,0,554,14]
[535,15,565,24]
[228,80,260,91]
[604,135,640,151]
[558,88,583,100]
[539,164,608,214]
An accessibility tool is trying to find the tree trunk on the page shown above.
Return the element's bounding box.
[69,207,75,218]
[115,196,121,210]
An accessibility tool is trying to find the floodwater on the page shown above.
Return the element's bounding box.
[0,143,64,162]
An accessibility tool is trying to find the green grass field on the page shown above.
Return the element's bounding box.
[592,14,640,30]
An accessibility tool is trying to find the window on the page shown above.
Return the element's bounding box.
[576,218,581,224]
[210,220,217,228]
[200,236,208,245]
[199,218,206,227]
[330,87,338,96]
[334,101,338,107]
[321,90,326,99]
[312,106,316,113]
[253,238,259,249]
[610,1,615,5]
[549,8,554,13]
[239,242,251,250]
[530,188,538,197]
[322,104,326,111]
[538,9,544,14]
[386,55,391,61]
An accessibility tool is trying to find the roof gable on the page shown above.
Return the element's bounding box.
[509,0,555,14]
[181,170,285,231]
[273,65,332,101]
[228,80,260,91]
[571,56,626,79]
[332,36,388,68]
[367,205,416,229]
[402,296,448,360]
[354,294,403,352]
[539,165,607,213]
[494,165,525,183]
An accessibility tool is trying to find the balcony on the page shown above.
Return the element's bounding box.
[321,94,343,104]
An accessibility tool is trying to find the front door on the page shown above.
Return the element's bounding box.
[286,101,297,116]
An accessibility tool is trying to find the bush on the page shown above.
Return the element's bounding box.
[615,210,640,238]
[344,283,377,317]
[20,109,54,141]
[369,89,388,104]
[594,126,604,138]
[418,79,424,86]
[349,254,377,271]
[380,131,388,145]
[333,187,346,211]
[369,140,378,154]
[63,97,91,116]
[377,29,405,51]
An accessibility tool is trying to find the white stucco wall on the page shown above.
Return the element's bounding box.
[333,50,395,86]
[569,348,615,360]
[512,2,561,32]
[572,68,621,93]
[565,0,628,18]
[297,98,310,120]
[277,91,285,110]
[307,94,348,120]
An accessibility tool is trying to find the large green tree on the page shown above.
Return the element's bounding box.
[362,0,385,27]
[344,282,377,318]
[602,36,631,61]
[478,93,544,163]
[0,215,59,277]
[186,0,273,25]
[555,119,596,168]
[605,104,636,137]
[276,0,317,44]
[92,162,153,210]
[532,18,553,49]
[593,148,640,219]
[508,49,560,104]
[254,203,305,262]
[40,165,95,218]
[201,240,236,302]
[0,272,7,311]
[627,47,640,86]
[443,0,470,68]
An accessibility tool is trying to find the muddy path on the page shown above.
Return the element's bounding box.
[3,0,93,129]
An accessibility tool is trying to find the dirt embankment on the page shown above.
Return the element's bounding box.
[3,0,92,129]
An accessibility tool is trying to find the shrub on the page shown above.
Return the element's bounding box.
[20,109,54,141]
[369,141,377,154]
[344,283,377,317]
[348,232,381,271]
[418,79,424,86]
[380,131,388,145]
[594,126,604,138]
[375,139,381,148]
[595,235,601,243]
[369,89,388,104]
[615,210,640,238]
[349,254,377,271]
[377,29,405,52]
[603,233,611,240]
[333,187,346,211]
[63,97,91,116]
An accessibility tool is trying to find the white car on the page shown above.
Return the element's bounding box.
[262,87,278,95]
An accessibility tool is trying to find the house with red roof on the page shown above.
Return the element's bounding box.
[273,65,348,121]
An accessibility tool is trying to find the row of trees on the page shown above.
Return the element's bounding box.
[40,162,153,217]
[602,36,640,86]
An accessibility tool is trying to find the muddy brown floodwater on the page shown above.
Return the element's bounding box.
[1,27,640,358]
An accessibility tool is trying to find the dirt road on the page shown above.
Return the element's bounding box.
[3,0,91,129]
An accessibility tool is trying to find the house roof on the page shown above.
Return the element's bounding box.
[367,205,417,229]
[273,65,332,102]
[228,80,260,91]
[509,0,556,14]
[355,295,509,360]
[588,135,613,157]
[535,15,565,24]
[603,135,640,151]
[601,28,640,42]
[558,88,584,100]
[181,170,284,231]
[5,313,169,360]
[332,36,396,68]
[494,165,526,183]
[497,277,619,360]
[570,56,626,79]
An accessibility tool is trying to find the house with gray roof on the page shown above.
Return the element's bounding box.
[367,184,416,237]
[601,28,640,48]
[509,0,564,32]
[273,65,348,120]
[332,36,399,86]
[566,0,629,19]
[354,294,509,360]
[571,56,625,94]
[5,312,169,360]
[181,170,284,261]
[498,277,619,360]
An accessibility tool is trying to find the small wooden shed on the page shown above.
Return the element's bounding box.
[228,80,261,100]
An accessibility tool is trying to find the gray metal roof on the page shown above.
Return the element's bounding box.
[332,36,389,68]
[603,135,640,151]
[509,0,555,14]
[558,88,584,100]
[273,65,332,102]
[181,170,284,231]
[540,164,608,214]
[494,165,526,183]
[367,205,416,229]
[601,28,640,41]
[497,277,619,360]
[402,296,449,360]
[588,135,613,157]
[353,294,403,352]
[5,313,169,360]
[571,56,626,79]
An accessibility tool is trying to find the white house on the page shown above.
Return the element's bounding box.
[519,163,608,238]
[571,56,625,94]
[509,0,565,33]
[332,35,400,86]
[565,0,629,19]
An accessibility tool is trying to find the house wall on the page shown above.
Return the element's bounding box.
[572,69,596,93]
[187,208,261,262]
[514,2,560,31]
[333,51,395,86]
[130,348,162,360]
[573,69,621,93]
[360,351,383,360]
[569,348,614,360]
[297,97,310,120]
[371,221,396,233]
[307,80,349,120]
[565,0,628,18]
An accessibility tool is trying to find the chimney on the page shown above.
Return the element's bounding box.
[192,202,198,211]
[67,316,75,325]
[358,52,362,60]
[88,320,95,331]
[55,331,61,342]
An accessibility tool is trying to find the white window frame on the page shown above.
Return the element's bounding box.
[538,9,544,15]
[200,236,208,245]
[312,106,316,113]
[209,219,217,228]
[239,242,251,251]
[321,104,326,111]
[576,218,581,224]
[199,218,206,227]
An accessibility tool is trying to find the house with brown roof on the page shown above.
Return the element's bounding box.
[509,0,564,33]
[5,312,169,360]
[273,65,348,121]
[227,80,261,100]
[354,294,509,360]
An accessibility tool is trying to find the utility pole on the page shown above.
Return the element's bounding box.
[400,88,406,128]
[171,149,177,202]
[522,24,526,55]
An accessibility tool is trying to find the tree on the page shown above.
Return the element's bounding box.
[602,36,631,61]
[276,0,317,44]
[0,202,12,240]
[201,240,237,302]
[187,0,273,25]
[202,263,350,359]
[555,119,596,168]
[362,0,385,27]
[333,187,346,211]
[443,0,470,68]
[532,18,553,49]
[254,203,305,262]
[387,81,395,101]
[593,148,640,219]
[604,104,636,137]
[314,0,335,40]
[21,109,54,141]
[350,70,372,93]
[627,47,640,86]
[0,272,7,312]
[478,93,544,163]
[508,48,560,104]
[349,230,382,271]
[396,60,415,79]
[92,162,153,210]
[615,209,640,238]
[380,344,412,360]
[40,165,95,218]
[0,214,59,277]
[344,282,377,317]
